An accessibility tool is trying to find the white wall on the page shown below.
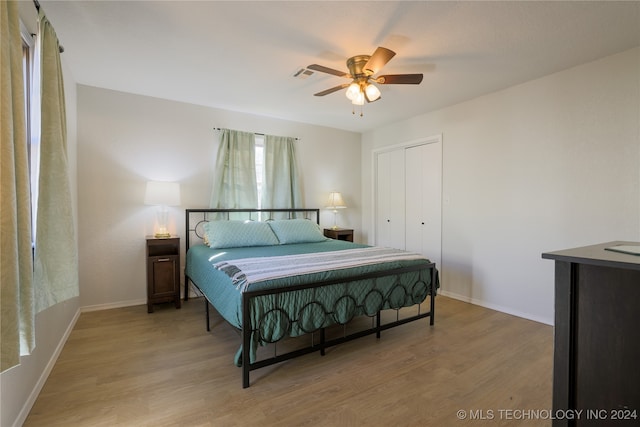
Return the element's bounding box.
[362,47,640,325]
[76,86,361,309]
[1,5,81,426]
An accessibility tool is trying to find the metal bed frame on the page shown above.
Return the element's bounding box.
[184,208,437,388]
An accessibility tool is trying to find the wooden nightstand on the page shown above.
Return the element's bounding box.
[146,236,181,313]
[324,228,354,242]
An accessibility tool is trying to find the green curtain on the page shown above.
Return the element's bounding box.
[209,129,258,210]
[1,0,35,372]
[261,135,302,214]
[33,10,79,312]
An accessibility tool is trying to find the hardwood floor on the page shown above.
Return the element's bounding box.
[24,296,552,426]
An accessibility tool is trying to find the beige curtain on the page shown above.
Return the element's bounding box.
[261,135,303,218]
[209,129,258,209]
[1,0,35,372]
[33,10,79,312]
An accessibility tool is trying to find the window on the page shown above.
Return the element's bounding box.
[255,135,264,208]
[211,130,300,212]
[20,22,40,244]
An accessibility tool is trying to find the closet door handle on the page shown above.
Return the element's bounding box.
[157,258,171,262]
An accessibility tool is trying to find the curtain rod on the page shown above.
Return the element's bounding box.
[214,128,300,141]
[33,0,65,53]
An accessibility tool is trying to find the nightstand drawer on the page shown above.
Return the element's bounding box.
[149,255,178,295]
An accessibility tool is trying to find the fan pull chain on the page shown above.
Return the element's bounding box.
[351,105,364,117]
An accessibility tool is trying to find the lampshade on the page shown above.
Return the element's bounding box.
[144,181,181,206]
[326,192,346,209]
[352,91,365,106]
[365,83,381,102]
[345,83,360,101]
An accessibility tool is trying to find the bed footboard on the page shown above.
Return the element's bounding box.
[239,261,437,388]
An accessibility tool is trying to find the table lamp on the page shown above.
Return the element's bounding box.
[326,191,346,230]
[144,181,181,238]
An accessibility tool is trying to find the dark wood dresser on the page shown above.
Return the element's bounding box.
[542,241,640,426]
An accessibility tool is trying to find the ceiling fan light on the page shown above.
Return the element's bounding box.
[365,83,381,101]
[345,82,360,101]
[352,91,365,106]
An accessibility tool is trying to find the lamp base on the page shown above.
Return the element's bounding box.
[154,209,171,239]
[331,209,340,230]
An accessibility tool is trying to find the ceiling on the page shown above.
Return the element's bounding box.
[38,1,640,133]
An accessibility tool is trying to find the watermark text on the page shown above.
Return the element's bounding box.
[456,408,637,421]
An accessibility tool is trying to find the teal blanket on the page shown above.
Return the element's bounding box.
[185,241,437,366]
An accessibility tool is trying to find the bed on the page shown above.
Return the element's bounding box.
[184,208,439,387]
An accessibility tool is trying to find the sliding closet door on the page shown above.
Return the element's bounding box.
[374,137,442,268]
[375,149,405,249]
[405,142,442,269]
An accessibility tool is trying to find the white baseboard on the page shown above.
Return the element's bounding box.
[438,289,553,326]
[13,307,81,427]
[81,298,147,313]
[80,284,198,313]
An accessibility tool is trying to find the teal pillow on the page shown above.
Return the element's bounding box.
[204,220,280,248]
[268,219,327,244]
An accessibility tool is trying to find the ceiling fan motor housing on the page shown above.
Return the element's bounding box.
[347,55,374,78]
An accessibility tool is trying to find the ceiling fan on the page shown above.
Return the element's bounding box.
[308,46,423,110]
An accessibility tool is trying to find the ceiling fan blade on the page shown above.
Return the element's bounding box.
[307,64,351,78]
[314,83,350,96]
[376,74,424,84]
[364,47,396,75]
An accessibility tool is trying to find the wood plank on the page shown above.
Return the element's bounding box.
[24,296,552,426]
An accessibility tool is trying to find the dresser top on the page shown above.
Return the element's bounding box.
[542,241,640,271]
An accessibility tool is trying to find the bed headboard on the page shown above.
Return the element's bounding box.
[185,208,320,253]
